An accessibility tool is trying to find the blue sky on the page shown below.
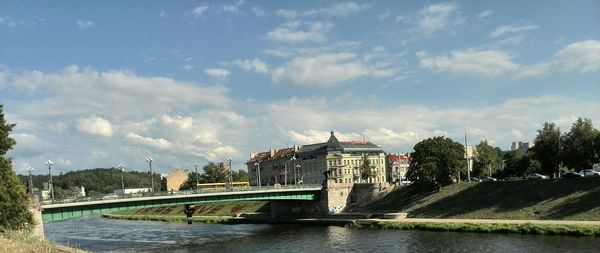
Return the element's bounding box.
[1,1,599,174]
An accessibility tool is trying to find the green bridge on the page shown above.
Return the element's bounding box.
[41,187,321,222]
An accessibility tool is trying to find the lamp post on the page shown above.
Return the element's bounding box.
[295,164,301,185]
[194,163,200,190]
[27,166,34,194]
[226,157,233,188]
[118,164,125,196]
[254,161,261,188]
[45,160,54,201]
[146,156,154,193]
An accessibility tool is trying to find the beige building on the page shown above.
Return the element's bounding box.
[386,153,411,183]
[165,168,189,192]
[247,131,387,186]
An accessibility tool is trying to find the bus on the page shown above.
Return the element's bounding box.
[196,182,250,191]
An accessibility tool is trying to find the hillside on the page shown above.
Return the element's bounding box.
[355,177,600,220]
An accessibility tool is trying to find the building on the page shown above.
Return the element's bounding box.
[165,168,189,192]
[247,131,387,186]
[113,188,151,195]
[386,153,411,183]
[511,141,533,152]
[246,146,300,186]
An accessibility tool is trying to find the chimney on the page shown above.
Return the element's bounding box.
[270,148,276,157]
[294,145,299,152]
[250,152,256,159]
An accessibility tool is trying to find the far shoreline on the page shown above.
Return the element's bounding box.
[102,213,600,237]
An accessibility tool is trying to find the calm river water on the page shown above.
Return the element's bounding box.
[45,216,600,253]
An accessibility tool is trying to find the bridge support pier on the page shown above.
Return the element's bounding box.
[28,195,44,239]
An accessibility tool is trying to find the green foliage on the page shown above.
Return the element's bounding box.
[0,105,33,231]
[180,163,249,190]
[19,168,161,197]
[561,118,599,170]
[533,122,561,177]
[359,154,375,181]
[406,136,465,189]
[472,140,502,177]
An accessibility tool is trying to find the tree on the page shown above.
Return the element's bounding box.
[200,162,227,183]
[406,136,465,190]
[472,140,502,177]
[561,118,599,170]
[533,122,561,177]
[0,105,34,231]
[359,154,375,182]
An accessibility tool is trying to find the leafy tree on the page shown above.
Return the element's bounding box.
[0,105,34,231]
[533,122,561,177]
[406,136,465,190]
[359,154,375,182]
[561,118,599,170]
[472,140,502,177]
[199,162,227,183]
[232,169,248,182]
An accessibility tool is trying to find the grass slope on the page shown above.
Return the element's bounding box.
[0,231,85,253]
[357,177,600,220]
[110,201,269,217]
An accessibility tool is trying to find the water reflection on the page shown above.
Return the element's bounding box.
[45,216,600,253]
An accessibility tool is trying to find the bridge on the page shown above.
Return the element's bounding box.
[41,187,322,222]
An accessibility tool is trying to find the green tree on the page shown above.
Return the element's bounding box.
[359,154,375,182]
[406,136,465,190]
[472,140,502,177]
[533,122,561,177]
[561,118,599,170]
[200,162,227,183]
[0,105,34,231]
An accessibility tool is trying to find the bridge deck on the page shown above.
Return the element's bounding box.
[41,187,321,222]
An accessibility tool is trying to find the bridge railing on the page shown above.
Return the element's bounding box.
[41,184,322,206]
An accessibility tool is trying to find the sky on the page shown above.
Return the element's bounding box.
[1,0,599,175]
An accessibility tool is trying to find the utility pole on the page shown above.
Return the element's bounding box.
[464,129,471,182]
[27,166,34,194]
[45,160,54,201]
[146,157,154,193]
[118,164,125,196]
[194,163,200,190]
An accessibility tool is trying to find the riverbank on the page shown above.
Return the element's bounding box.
[354,177,600,220]
[103,211,600,237]
[0,231,86,253]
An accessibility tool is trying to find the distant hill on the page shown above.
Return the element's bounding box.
[354,178,600,221]
[18,168,161,197]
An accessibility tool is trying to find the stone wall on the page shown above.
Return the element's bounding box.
[28,195,44,238]
[320,179,391,215]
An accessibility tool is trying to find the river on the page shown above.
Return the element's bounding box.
[45,216,600,253]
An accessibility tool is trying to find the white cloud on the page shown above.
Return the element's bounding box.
[478,10,493,19]
[204,68,230,81]
[412,2,464,36]
[182,64,194,71]
[193,5,209,17]
[232,58,270,74]
[252,7,266,17]
[221,0,244,14]
[0,72,6,89]
[267,21,333,44]
[159,11,166,18]
[275,2,369,19]
[76,115,114,137]
[417,49,518,77]
[126,133,171,150]
[489,25,539,38]
[10,133,45,157]
[518,40,600,78]
[271,53,396,87]
[77,20,95,29]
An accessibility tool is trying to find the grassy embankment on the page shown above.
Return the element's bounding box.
[103,200,269,224]
[356,177,600,220]
[0,231,85,253]
[353,177,600,235]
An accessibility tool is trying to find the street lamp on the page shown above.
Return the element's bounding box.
[226,157,233,188]
[26,166,34,194]
[146,156,154,193]
[254,161,261,188]
[295,164,302,185]
[45,160,54,201]
[193,163,200,190]
[118,164,125,196]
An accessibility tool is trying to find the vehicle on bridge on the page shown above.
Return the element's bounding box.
[197,182,250,191]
